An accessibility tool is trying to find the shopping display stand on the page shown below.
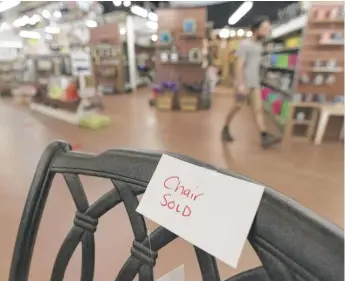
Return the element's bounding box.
[260,12,307,133]
[260,2,344,143]
[290,2,344,143]
[30,50,110,128]
[89,23,125,95]
[154,7,208,111]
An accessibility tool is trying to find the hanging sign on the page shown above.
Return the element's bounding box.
[70,50,92,76]
[136,155,264,268]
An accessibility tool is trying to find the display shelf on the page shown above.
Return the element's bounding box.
[287,2,344,142]
[261,65,295,72]
[154,7,208,111]
[89,23,125,95]
[161,61,203,66]
[267,13,308,41]
[319,40,344,46]
[311,67,343,73]
[310,19,344,24]
[262,47,299,54]
[261,80,293,97]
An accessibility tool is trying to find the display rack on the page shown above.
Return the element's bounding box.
[260,2,344,143]
[135,44,155,88]
[287,2,344,143]
[260,17,305,132]
[90,23,125,95]
[0,47,26,98]
[154,7,208,111]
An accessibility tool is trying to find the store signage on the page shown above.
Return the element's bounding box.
[136,155,264,268]
[70,51,92,76]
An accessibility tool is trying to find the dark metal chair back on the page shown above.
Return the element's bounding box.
[9,141,344,281]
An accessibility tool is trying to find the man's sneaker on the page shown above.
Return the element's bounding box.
[261,133,282,149]
[221,127,234,142]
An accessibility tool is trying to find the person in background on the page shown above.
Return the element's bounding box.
[221,16,281,149]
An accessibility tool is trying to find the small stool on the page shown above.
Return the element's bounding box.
[314,104,344,145]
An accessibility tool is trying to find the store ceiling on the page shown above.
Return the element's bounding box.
[100,1,296,29]
[207,1,297,29]
[2,1,296,32]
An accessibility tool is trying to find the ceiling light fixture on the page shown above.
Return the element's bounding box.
[53,10,62,19]
[130,5,148,18]
[85,20,98,28]
[44,26,60,34]
[0,0,20,13]
[13,16,29,28]
[29,14,41,25]
[42,10,50,19]
[237,29,244,37]
[246,30,253,37]
[146,20,158,30]
[228,1,253,25]
[19,30,41,39]
[120,27,126,35]
[151,34,158,42]
[219,28,230,39]
[123,0,131,7]
[229,30,236,37]
[113,0,122,7]
[148,12,158,22]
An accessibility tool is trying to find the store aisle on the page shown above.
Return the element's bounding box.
[0,90,343,281]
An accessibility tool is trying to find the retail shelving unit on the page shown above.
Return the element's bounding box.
[89,23,125,95]
[154,7,207,111]
[261,3,344,143]
[290,2,344,143]
[260,13,307,132]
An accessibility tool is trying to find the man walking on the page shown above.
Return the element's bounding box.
[221,16,281,148]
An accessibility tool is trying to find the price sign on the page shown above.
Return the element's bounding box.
[137,155,264,268]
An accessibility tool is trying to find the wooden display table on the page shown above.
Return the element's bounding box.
[314,104,344,145]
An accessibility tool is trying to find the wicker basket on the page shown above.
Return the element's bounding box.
[156,94,174,110]
[178,94,199,111]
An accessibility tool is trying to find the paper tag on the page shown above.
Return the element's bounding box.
[157,265,185,281]
[136,155,264,268]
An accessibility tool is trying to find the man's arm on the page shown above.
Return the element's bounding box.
[234,40,248,89]
[235,57,245,87]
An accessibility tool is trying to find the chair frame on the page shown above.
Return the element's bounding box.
[9,141,344,281]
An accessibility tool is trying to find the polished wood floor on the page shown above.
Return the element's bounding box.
[0,89,343,281]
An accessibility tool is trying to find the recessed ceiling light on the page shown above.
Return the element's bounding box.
[53,10,62,19]
[123,0,131,7]
[151,34,158,41]
[219,29,230,39]
[237,29,244,37]
[42,10,50,19]
[246,30,253,37]
[113,0,122,7]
